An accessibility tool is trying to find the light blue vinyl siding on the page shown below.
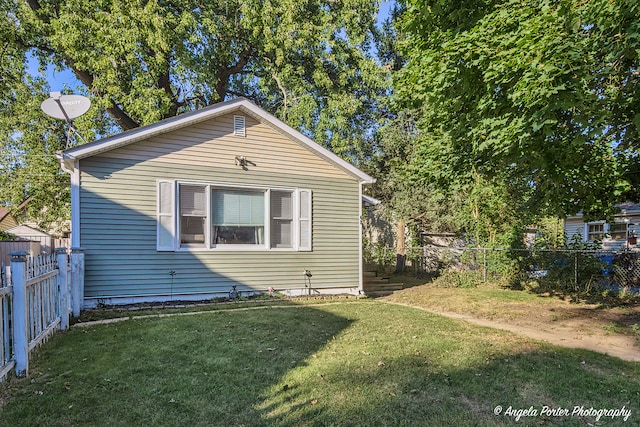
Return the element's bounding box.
[563,219,585,242]
[77,115,362,299]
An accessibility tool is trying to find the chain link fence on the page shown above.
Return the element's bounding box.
[364,244,640,293]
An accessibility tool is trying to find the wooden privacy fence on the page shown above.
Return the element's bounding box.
[0,248,85,380]
[0,239,71,266]
[0,241,41,267]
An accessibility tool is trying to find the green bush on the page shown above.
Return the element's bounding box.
[431,270,483,288]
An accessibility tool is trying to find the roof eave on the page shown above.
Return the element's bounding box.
[56,153,76,174]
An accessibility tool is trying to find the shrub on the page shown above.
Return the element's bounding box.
[431,270,483,288]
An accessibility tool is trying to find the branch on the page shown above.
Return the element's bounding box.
[26,0,42,12]
[225,89,258,101]
[24,1,139,130]
[214,48,252,101]
[271,72,288,119]
[25,0,59,25]
[67,64,139,130]
[157,62,183,118]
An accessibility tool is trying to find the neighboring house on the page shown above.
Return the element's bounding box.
[564,202,640,250]
[0,199,69,239]
[57,98,375,306]
[4,224,54,254]
[0,200,31,231]
[0,207,19,231]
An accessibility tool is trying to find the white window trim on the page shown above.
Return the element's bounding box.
[608,221,628,240]
[158,180,311,252]
[584,221,630,241]
[585,221,606,242]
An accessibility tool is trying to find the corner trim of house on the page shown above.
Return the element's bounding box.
[358,181,365,293]
[71,161,80,247]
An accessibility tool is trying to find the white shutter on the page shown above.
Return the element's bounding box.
[298,189,312,251]
[157,180,176,251]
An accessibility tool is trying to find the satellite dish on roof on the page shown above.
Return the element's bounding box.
[40,92,91,148]
[41,92,91,120]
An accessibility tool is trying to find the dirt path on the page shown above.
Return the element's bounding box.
[383,287,640,362]
[385,301,639,361]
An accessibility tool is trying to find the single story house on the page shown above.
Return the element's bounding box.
[564,202,640,250]
[57,98,375,307]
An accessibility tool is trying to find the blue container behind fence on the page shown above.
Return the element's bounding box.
[598,254,615,276]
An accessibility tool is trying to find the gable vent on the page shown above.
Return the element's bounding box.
[234,115,246,137]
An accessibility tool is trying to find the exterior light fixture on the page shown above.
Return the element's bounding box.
[303,269,312,294]
[234,156,255,170]
[235,155,247,168]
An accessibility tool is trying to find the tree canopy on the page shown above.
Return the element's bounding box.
[397,0,640,220]
[8,0,640,241]
[1,0,387,229]
[14,0,385,153]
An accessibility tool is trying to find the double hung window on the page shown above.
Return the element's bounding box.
[609,222,628,240]
[587,223,604,241]
[270,191,293,248]
[180,185,207,246]
[586,222,628,241]
[157,180,311,251]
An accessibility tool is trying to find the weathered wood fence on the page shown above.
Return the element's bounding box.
[0,248,85,380]
[0,238,71,267]
[0,241,41,268]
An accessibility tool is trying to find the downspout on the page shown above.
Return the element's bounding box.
[57,154,80,248]
[70,163,80,248]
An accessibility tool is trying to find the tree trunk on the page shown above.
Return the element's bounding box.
[395,218,406,273]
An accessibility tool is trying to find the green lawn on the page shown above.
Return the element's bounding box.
[1,301,638,426]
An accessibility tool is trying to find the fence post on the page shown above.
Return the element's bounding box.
[70,248,85,317]
[574,251,578,289]
[10,251,29,377]
[483,248,487,282]
[56,248,69,330]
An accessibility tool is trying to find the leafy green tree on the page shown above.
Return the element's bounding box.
[2,0,387,228]
[11,0,385,156]
[0,79,70,233]
[0,74,108,232]
[397,0,640,220]
[0,230,15,240]
[371,2,527,250]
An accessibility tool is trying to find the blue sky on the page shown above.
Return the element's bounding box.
[28,1,395,92]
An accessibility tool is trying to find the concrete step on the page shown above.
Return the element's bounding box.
[363,277,391,285]
[362,283,404,292]
[364,290,396,298]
